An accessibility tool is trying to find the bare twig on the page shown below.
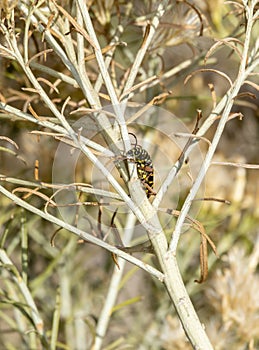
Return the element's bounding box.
[169,0,259,253]
[0,184,164,281]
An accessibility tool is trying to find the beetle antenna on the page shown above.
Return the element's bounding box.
[128,132,138,147]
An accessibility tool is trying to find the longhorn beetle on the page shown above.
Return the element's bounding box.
[126,133,155,198]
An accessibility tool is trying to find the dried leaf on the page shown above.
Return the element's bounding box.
[244,80,259,91]
[204,38,243,64]
[12,187,56,206]
[195,232,208,283]
[50,0,97,49]
[111,252,120,269]
[184,68,233,88]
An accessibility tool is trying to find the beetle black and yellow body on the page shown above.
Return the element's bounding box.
[126,145,154,198]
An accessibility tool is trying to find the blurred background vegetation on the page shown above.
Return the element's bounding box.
[0,0,259,349]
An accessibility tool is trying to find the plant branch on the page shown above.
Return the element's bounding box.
[120,0,169,103]
[0,184,164,281]
[93,213,137,350]
[169,0,258,253]
[0,102,113,156]
[0,249,45,336]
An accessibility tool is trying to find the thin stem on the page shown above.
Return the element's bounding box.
[7,29,76,134]
[152,91,228,210]
[18,1,101,109]
[76,0,119,107]
[76,0,131,152]
[21,211,28,285]
[29,62,79,87]
[120,0,169,103]
[94,23,126,93]
[0,102,113,156]
[94,213,137,350]
[50,287,61,350]
[0,185,164,281]
[0,249,45,336]
[76,2,87,83]
[169,1,258,253]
